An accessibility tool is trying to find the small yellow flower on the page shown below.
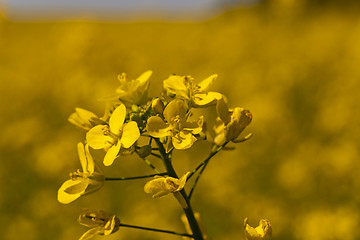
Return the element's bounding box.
[146,99,203,149]
[144,172,190,198]
[244,218,272,240]
[68,108,99,131]
[86,104,140,166]
[57,142,104,204]
[163,74,222,107]
[116,70,152,105]
[214,97,252,146]
[78,209,120,240]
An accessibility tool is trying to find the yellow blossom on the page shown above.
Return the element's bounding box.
[244,218,272,240]
[144,172,190,198]
[68,108,99,131]
[214,97,252,146]
[116,70,152,105]
[78,209,120,240]
[86,104,140,166]
[57,142,104,204]
[146,99,203,149]
[163,74,222,107]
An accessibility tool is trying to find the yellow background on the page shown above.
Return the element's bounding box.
[1,1,360,239]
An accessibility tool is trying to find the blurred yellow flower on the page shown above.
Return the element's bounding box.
[146,99,203,149]
[78,209,120,240]
[86,104,140,166]
[68,108,99,131]
[144,172,190,198]
[163,74,222,107]
[214,97,252,146]
[244,218,272,240]
[116,70,152,105]
[57,142,104,204]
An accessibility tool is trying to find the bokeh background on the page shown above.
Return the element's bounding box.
[1,0,360,239]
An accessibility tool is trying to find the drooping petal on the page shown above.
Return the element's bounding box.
[103,141,121,167]
[121,121,140,148]
[84,144,95,174]
[172,131,197,150]
[64,178,89,194]
[57,179,84,204]
[163,75,189,99]
[144,177,168,197]
[193,92,222,106]
[68,108,98,131]
[77,142,88,173]
[79,227,102,240]
[86,125,113,149]
[216,97,231,124]
[163,99,188,122]
[146,116,172,138]
[197,74,218,92]
[109,104,126,136]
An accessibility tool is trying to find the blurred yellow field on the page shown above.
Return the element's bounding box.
[1,2,360,239]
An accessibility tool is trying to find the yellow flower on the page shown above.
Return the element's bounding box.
[163,74,222,107]
[86,104,140,166]
[116,70,152,105]
[57,142,104,204]
[244,218,272,240]
[144,172,190,198]
[78,209,120,240]
[213,97,252,146]
[146,99,203,149]
[68,108,99,131]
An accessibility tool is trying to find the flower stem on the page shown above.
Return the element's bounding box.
[105,173,167,181]
[154,138,204,240]
[119,223,194,238]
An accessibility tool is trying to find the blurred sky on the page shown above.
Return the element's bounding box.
[0,0,260,20]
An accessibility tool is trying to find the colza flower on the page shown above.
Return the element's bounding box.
[146,99,203,149]
[244,218,272,240]
[78,209,120,240]
[86,103,140,166]
[57,142,104,204]
[213,97,252,146]
[68,108,99,132]
[163,74,222,107]
[116,70,152,105]
[144,172,190,197]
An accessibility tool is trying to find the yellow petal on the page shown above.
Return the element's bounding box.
[85,144,95,174]
[64,178,89,194]
[57,179,84,204]
[121,121,140,148]
[144,177,168,197]
[103,142,121,166]
[197,74,217,92]
[193,92,222,106]
[79,227,102,240]
[163,99,188,122]
[77,142,88,173]
[109,104,126,135]
[172,131,196,150]
[86,125,113,149]
[146,116,172,138]
[136,70,152,87]
[104,215,120,235]
[182,116,204,135]
[216,97,231,124]
[163,75,189,99]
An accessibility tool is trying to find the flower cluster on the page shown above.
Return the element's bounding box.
[58,71,263,240]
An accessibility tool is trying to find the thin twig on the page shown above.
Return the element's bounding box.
[105,172,167,181]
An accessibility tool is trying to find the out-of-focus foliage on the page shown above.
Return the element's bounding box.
[1,1,360,239]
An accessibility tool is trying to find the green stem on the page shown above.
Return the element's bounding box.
[187,142,228,199]
[154,138,204,240]
[105,173,167,181]
[119,223,194,238]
